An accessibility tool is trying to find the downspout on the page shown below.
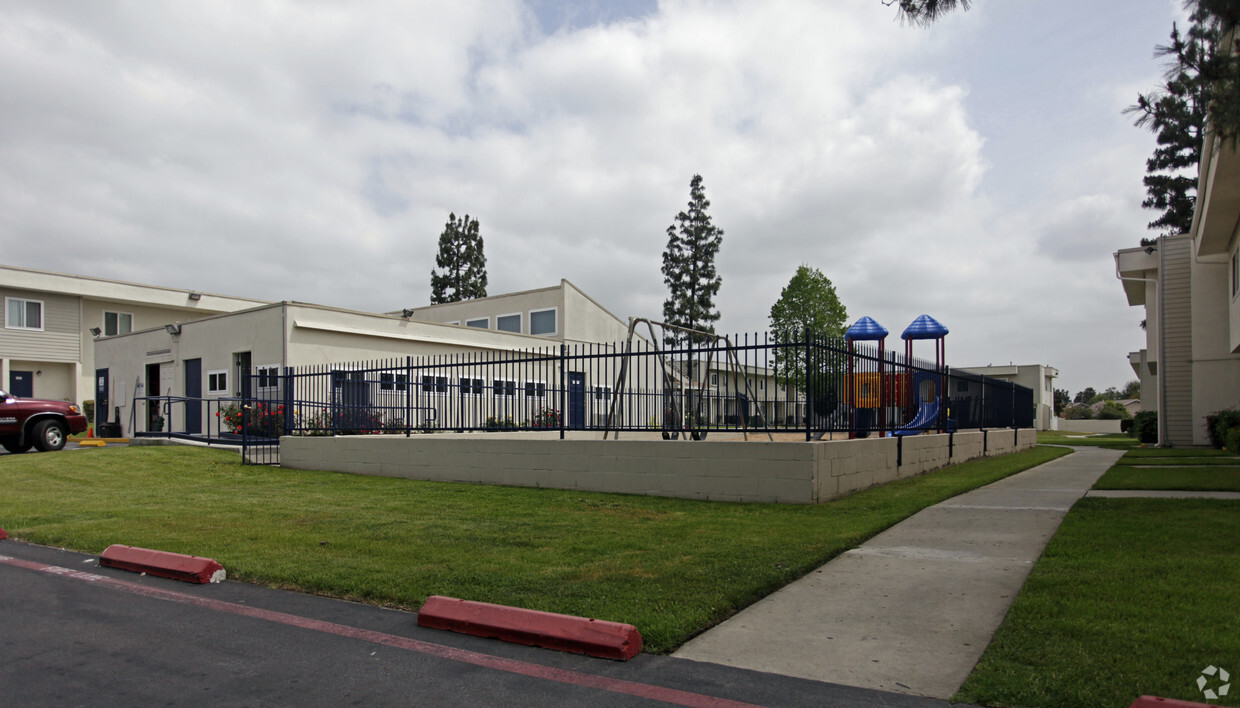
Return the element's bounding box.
[1158,239,1168,446]
[1114,240,1164,447]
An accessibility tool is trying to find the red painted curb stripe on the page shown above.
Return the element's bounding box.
[1129,697,1216,708]
[99,544,225,584]
[418,595,642,660]
[0,554,761,708]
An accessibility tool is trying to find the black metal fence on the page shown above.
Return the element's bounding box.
[128,332,1034,465]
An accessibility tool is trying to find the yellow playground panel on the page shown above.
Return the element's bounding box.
[849,372,912,408]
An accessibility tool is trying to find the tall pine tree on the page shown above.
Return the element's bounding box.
[1128,17,1213,237]
[429,213,487,305]
[661,174,723,347]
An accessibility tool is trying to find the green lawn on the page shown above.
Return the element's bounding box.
[1096,465,1240,491]
[1036,431,1139,449]
[0,444,1069,653]
[956,498,1240,708]
[1121,447,1238,459]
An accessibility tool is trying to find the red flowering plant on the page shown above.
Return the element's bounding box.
[528,407,561,428]
[218,402,285,438]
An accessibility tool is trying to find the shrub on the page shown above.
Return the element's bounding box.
[484,415,516,430]
[83,400,95,425]
[1131,411,1158,443]
[1205,408,1240,449]
[1226,426,1240,453]
[1120,418,1134,434]
[527,407,561,428]
[1097,401,1132,420]
[219,402,286,438]
[1063,404,1094,420]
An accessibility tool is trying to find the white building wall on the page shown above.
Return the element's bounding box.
[1189,245,1240,445]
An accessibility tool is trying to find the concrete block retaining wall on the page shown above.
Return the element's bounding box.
[281,429,1037,505]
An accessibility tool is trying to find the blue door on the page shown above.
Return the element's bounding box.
[185,359,202,434]
[95,369,109,425]
[9,371,33,398]
[568,372,585,429]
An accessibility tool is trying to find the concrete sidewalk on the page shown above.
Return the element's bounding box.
[673,445,1125,700]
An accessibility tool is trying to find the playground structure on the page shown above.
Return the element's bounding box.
[131,312,1031,467]
[844,314,951,439]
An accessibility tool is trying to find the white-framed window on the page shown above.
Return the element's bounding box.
[524,380,547,398]
[420,374,449,394]
[493,378,517,397]
[710,373,718,386]
[496,313,521,333]
[103,311,133,336]
[529,308,557,336]
[593,385,612,402]
[5,297,43,331]
[256,364,280,391]
[466,317,489,329]
[459,377,484,396]
[207,370,228,394]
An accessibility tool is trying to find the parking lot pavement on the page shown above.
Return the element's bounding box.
[0,540,957,708]
[1,440,127,455]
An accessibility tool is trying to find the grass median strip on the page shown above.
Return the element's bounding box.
[955,497,1240,708]
[1036,432,1139,449]
[3,444,1068,652]
[1096,465,1240,491]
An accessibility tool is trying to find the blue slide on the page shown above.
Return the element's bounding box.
[893,397,939,436]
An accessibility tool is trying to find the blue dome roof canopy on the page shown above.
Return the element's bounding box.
[901,315,948,340]
[845,316,888,341]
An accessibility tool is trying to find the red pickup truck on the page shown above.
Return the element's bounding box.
[1,388,89,453]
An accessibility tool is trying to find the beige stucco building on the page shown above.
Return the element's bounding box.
[1,265,268,408]
[954,364,1059,431]
[1115,124,1240,446]
[392,280,633,345]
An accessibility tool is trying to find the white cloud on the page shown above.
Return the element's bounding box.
[0,0,1179,395]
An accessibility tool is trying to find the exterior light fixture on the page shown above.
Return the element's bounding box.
[188,292,202,301]
[401,308,415,318]
[165,323,182,335]
[89,327,102,336]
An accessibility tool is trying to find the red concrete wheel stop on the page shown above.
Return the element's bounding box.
[1129,697,1217,708]
[417,595,642,660]
[0,527,7,541]
[99,544,226,584]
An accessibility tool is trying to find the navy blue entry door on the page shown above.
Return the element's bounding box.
[567,372,585,429]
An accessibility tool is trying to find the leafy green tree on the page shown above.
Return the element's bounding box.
[662,174,723,347]
[429,213,487,305]
[768,265,848,393]
[1121,379,1142,399]
[1053,388,1071,416]
[1098,400,1133,420]
[1063,404,1094,420]
[1073,387,1097,405]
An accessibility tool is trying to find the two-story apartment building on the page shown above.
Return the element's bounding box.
[1115,124,1240,446]
[1,265,269,407]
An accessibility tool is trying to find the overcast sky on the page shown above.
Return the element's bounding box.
[0,1,1186,395]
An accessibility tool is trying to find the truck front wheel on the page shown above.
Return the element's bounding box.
[32,420,67,452]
